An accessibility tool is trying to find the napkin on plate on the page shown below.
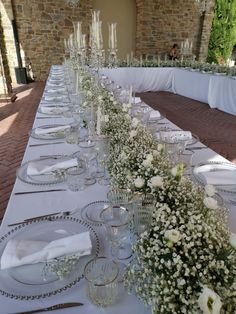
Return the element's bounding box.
[132,97,142,104]
[161,130,192,142]
[27,158,78,176]
[200,170,236,185]
[44,95,67,101]
[46,88,66,93]
[40,106,68,114]
[0,231,92,270]
[34,125,70,135]
[149,110,161,120]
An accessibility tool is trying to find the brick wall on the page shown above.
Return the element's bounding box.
[0,0,215,82]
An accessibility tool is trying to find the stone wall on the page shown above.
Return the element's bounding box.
[136,0,214,58]
[0,0,215,83]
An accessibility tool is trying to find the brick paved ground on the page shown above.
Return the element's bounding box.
[0,82,45,220]
[140,91,236,163]
[0,87,236,221]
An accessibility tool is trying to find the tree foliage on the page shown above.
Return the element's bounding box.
[207,0,236,64]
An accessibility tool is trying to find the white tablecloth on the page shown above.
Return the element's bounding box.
[208,75,236,115]
[101,67,174,93]
[102,67,236,116]
[172,68,211,103]
[0,66,235,314]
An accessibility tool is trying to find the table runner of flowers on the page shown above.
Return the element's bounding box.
[79,68,236,314]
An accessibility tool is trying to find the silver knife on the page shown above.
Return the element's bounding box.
[12,302,83,314]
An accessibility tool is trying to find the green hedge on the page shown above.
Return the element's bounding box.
[207,0,236,64]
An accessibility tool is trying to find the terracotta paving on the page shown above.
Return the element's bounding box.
[0,82,45,220]
[139,91,236,163]
[0,86,236,222]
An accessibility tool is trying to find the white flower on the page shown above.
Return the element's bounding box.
[98,95,103,102]
[131,117,140,128]
[229,233,236,249]
[152,150,159,157]
[146,154,153,162]
[171,166,178,177]
[164,229,181,243]
[203,197,218,210]
[142,159,152,167]
[134,177,145,188]
[86,91,92,97]
[125,114,131,121]
[157,143,164,152]
[205,185,216,197]
[149,175,163,188]
[103,115,109,123]
[198,286,222,314]
[130,130,137,138]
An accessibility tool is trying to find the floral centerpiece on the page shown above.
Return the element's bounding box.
[79,69,236,313]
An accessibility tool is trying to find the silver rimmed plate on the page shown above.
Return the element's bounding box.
[192,161,236,194]
[0,216,100,300]
[30,124,69,140]
[16,156,74,185]
[38,106,69,116]
[80,201,111,225]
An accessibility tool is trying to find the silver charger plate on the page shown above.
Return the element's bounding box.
[38,106,69,116]
[16,156,73,185]
[80,200,111,225]
[30,124,68,140]
[192,161,236,194]
[0,215,100,300]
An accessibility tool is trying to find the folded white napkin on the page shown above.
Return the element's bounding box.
[161,130,192,142]
[27,158,78,176]
[149,110,161,120]
[201,170,236,185]
[1,231,92,270]
[47,82,64,87]
[40,107,68,114]
[44,95,67,101]
[34,125,70,135]
[132,97,142,104]
[46,87,66,93]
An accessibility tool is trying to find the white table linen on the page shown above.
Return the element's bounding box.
[208,75,236,115]
[101,67,174,92]
[0,65,235,314]
[172,68,211,103]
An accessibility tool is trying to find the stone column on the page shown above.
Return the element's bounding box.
[198,2,215,62]
[0,13,13,96]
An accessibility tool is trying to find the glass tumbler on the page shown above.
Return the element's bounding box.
[84,257,119,307]
[65,123,79,144]
[66,166,85,191]
[100,205,132,260]
[133,193,155,236]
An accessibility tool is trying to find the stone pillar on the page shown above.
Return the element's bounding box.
[198,2,215,62]
[0,13,13,96]
[0,0,18,84]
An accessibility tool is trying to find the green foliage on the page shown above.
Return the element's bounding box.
[207,0,236,64]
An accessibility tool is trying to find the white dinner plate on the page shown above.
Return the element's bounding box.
[0,216,100,300]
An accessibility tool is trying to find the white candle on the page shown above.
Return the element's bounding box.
[81,34,86,48]
[111,24,114,49]
[127,54,130,66]
[77,22,82,49]
[129,85,133,104]
[96,105,101,136]
[75,70,79,94]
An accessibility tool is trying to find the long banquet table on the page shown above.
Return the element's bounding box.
[0,65,236,314]
[101,67,236,116]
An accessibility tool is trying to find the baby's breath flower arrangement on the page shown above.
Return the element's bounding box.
[79,70,236,313]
